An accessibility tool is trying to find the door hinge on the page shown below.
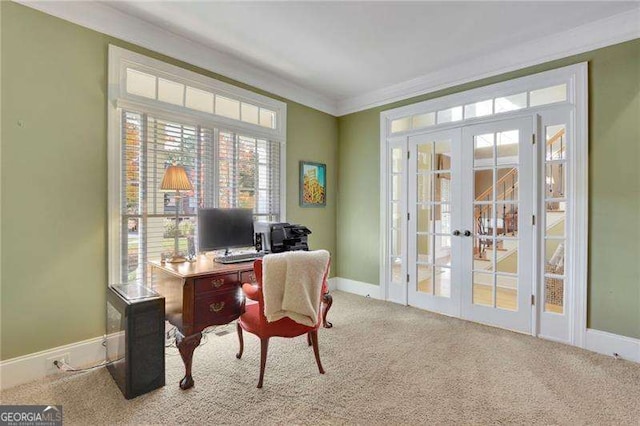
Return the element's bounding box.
[406,274,410,282]
[532,215,536,226]
[532,134,536,145]
[407,212,410,221]
[407,151,410,159]
[531,295,535,306]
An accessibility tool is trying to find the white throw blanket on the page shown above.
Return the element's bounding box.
[262,250,330,327]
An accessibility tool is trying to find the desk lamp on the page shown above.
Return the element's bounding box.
[160,164,193,263]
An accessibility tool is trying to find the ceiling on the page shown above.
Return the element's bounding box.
[22,1,640,114]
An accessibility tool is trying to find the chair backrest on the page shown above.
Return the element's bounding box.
[252,254,330,324]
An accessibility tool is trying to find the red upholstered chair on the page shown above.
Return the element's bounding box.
[236,257,330,388]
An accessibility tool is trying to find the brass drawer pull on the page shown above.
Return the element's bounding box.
[211,278,224,288]
[209,302,225,313]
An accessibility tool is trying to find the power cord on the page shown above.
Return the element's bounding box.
[53,359,109,372]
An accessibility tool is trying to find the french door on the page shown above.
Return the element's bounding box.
[460,118,534,333]
[406,117,534,333]
[407,129,462,316]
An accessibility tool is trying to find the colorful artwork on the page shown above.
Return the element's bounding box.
[300,161,326,207]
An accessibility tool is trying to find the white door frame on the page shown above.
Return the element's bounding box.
[380,63,588,346]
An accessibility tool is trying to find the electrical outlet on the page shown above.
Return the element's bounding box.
[46,353,70,373]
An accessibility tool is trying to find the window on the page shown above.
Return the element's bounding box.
[110,46,286,285]
[387,83,569,135]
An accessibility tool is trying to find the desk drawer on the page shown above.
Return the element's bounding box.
[194,289,243,327]
[240,270,257,285]
[194,273,238,294]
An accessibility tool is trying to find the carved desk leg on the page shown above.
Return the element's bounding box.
[322,292,333,328]
[176,332,202,390]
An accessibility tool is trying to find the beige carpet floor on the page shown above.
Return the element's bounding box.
[1,291,639,425]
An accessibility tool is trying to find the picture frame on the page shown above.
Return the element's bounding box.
[299,161,327,207]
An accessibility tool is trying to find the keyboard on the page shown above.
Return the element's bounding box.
[214,252,265,264]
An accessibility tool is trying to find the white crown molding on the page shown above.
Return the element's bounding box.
[336,8,640,116]
[16,0,338,115]
[16,2,639,117]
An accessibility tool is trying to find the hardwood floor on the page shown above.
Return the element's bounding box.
[416,280,563,313]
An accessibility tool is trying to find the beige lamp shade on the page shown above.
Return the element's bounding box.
[160,165,193,191]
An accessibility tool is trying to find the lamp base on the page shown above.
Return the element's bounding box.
[166,255,187,263]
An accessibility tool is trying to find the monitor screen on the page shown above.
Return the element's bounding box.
[197,208,255,252]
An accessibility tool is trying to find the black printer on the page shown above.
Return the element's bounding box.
[254,222,311,253]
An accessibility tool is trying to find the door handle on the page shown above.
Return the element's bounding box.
[452,230,461,236]
[464,230,472,237]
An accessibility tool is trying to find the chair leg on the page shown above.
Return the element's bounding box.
[307,332,312,346]
[309,330,325,374]
[235,323,244,359]
[257,337,269,388]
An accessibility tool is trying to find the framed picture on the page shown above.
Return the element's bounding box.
[299,161,326,207]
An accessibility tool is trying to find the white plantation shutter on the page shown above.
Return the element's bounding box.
[121,110,281,284]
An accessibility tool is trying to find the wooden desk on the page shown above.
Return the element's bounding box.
[150,255,333,390]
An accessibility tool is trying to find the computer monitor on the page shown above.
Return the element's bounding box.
[197,208,255,253]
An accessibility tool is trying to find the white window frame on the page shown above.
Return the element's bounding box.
[108,46,287,285]
[380,63,588,348]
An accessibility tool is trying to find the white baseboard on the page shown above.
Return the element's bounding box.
[0,336,106,390]
[326,277,338,291]
[585,328,640,363]
[332,277,382,300]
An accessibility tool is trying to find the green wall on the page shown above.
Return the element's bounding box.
[0,2,337,360]
[337,39,640,339]
[1,1,638,361]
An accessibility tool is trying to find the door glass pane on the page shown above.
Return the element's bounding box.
[417,143,433,170]
[544,277,564,314]
[437,106,463,123]
[546,202,565,237]
[391,202,401,229]
[545,240,565,272]
[417,205,433,233]
[391,257,403,284]
[474,237,491,262]
[496,168,518,201]
[417,174,433,202]
[434,140,451,171]
[494,92,526,113]
[546,125,566,160]
[474,169,493,202]
[495,203,518,237]
[417,264,433,294]
[496,239,518,274]
[496,275,518,311]
[434,235,451,267]
[496,130,519,165]
[434,267,451,297]
[530,84,567,107]
[475,204,493,237]
[417,234,431,261]
[545,163,565,198]
[465,99,493,119]
[473,272,494,306]
[434,173,450,202]
[392,175,401,201]
[391,117,411,133]
[474,133,494,165]
[412,112,435,129]
[391,229,402,256]
[437,207,451,235]
[392,147,403,172]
